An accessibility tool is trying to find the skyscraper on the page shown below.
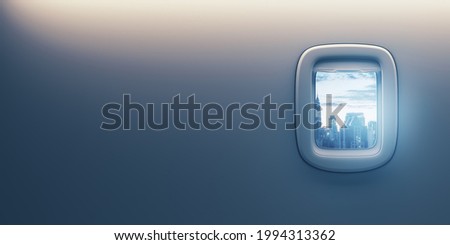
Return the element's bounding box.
[367,121,377,148]
[314,95,321,127]
[341,113,368,149]
[314,95,325,147]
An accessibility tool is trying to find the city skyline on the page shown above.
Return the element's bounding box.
[315,71,378,149]
[315,111,377,149]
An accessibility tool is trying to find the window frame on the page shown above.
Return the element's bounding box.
[295,44,398,172]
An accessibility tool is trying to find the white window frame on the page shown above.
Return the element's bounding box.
[296,44,398,172]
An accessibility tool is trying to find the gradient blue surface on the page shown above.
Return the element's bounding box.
[1,2,450,224]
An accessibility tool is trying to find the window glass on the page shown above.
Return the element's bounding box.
[315,71,377,149]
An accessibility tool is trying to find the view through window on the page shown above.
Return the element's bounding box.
[315,71,377,149]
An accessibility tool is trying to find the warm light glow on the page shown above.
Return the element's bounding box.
[4,0,449,60]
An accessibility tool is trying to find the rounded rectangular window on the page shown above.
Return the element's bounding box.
[296,44,398,172]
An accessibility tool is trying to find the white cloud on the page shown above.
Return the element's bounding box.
[316,71,377,125]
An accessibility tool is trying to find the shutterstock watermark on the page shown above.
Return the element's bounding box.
[100,94,346,131]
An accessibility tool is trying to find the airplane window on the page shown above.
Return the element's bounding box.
[314,71,377,149]
[296,44,397,172]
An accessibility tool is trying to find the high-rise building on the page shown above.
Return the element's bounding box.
[341,113,368,149]
[314,95,325,147]
[367,121,377,148]
[326,115,341,148]
[314,95,321,127]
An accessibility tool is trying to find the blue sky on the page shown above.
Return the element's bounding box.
[316,71,377,126]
